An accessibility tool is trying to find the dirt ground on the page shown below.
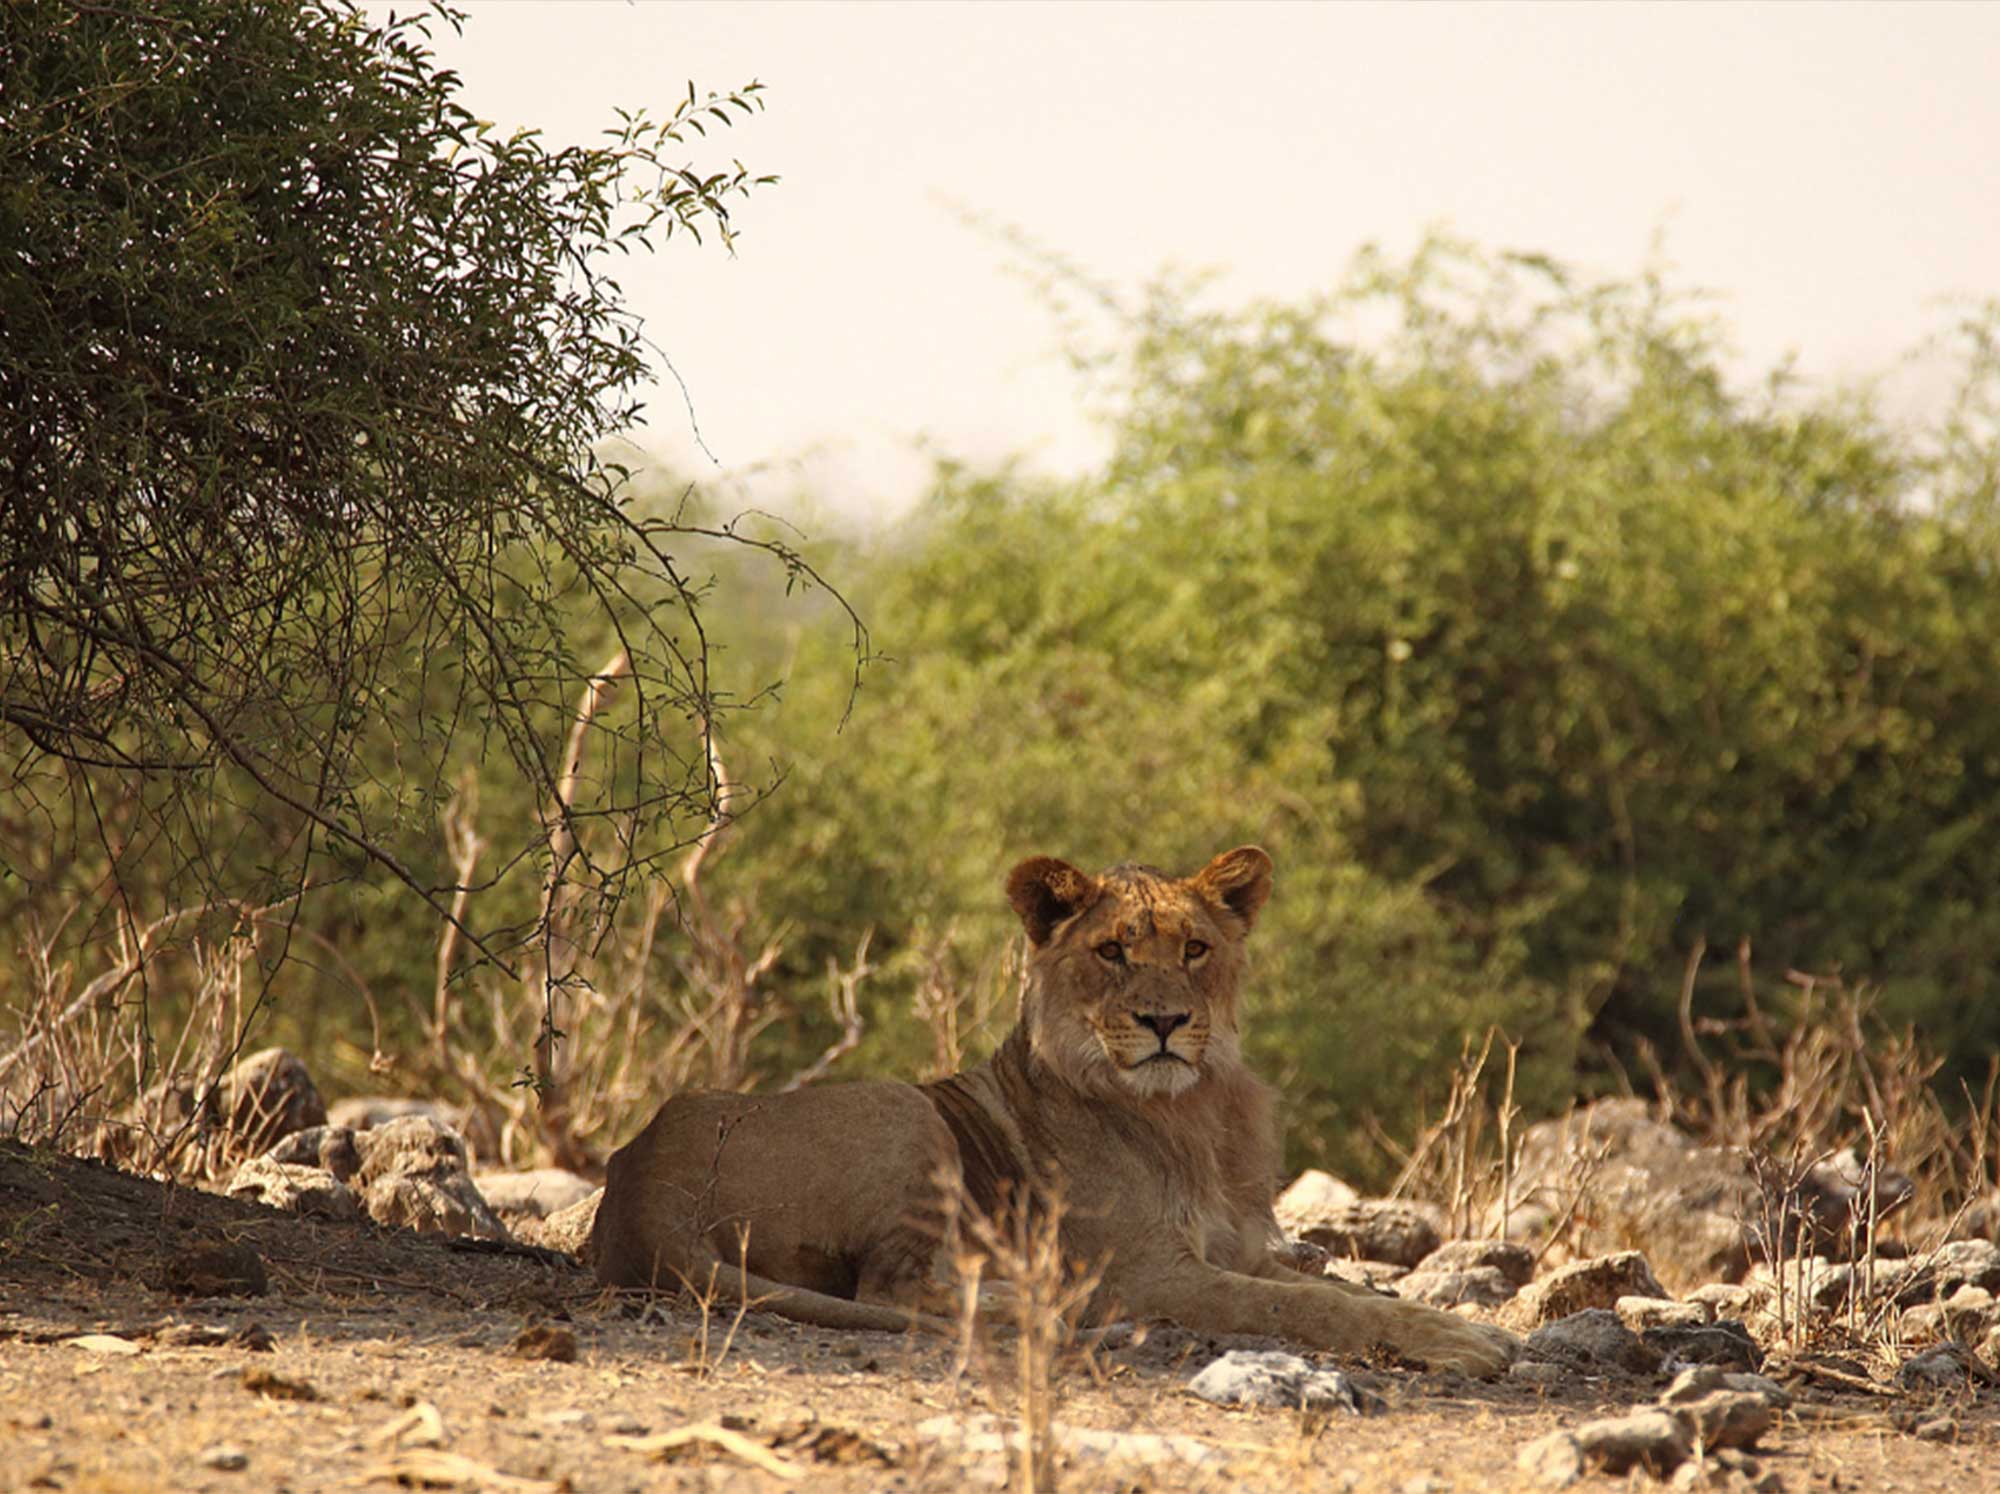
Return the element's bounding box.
[3,1140,1997,1493]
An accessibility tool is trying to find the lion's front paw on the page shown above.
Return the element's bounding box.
[1379,1301,1519,1378]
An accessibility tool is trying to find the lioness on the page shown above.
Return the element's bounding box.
[590,847,1517,1376]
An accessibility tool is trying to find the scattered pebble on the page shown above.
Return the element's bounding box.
[1616,1295,1710,1331]
[66,1334,140,1356]
[241,1367,318,1401]
[1646,1320,1762,1372]
[1568,1408,1693,1477]
[510,1323,577,1363]
[1187,1348,1385,1415]
[1675,1390,1775,1450]
[198,1445,248,1472]
[1508,1251,1670,1326]
[1516,1429,1585,1486]
[1897,1342,1992,1392]
[1525,1308,1661,1374]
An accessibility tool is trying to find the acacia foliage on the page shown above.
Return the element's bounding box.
[0,2,842,983]
[719,244,2000,1177]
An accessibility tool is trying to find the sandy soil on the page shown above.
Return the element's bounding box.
[3,1139,1997,1493]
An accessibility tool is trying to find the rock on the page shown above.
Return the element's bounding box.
[1275,1168,1361,1224]
[1719,1372,1790,1409]
[1897,1342,1995,1392]
[221,1048,325,1151]
[1279,1195,1442,1269]
[266,1125,362,1180]
[1494,1100,1756,1285]
[241,1368,318,1401]
[1914,1415,1958,1442]
[1568,1408,1693,1476]
[1498,1100,1911,1290]
[328,1096,502,1161]
[1616,1295,1709,1331]
[1412,1238,1535,1288]
[1898,1239,2000,1304]
[68,1334,141,1356]
[1644,1320,1762,1372]
[224,1157,360,1221]
[1506,1251,1669,1327]
[1658,1365,1728,1403]
[523,1187,601,1255]
[327,1096,464,1132]
[1746,1256,1853,1313]
[474,1168,598,1225]
[1395,1264,1517,1308]
[198,1446,249,1472]
[1673,1390,1774,1450]
[353,1115,508,1241]
[1980,1320,2000,1368]
[1900,1285,1999,1344]
[1659,1366,1790,1425]
[163,1242,268,1298]
[510,1323,578,1363]
[1524,1309,1661,1375]
[1670,1448,1778,1492]
[1956,1189,2000,1243]
[105,1048,324,1166]
[1516,1430,1585,1486]
[1685,1282,1763,1316]
[1185,1349,1384,1415]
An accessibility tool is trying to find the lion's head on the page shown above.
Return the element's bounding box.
[1004,846,1273,1100]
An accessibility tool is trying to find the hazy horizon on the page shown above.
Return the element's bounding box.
[394,1,2000,521]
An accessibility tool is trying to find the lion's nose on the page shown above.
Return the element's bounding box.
[1136,1012,1190,1043]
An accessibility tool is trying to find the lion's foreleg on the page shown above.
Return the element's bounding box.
[1116,1261,1518,1377]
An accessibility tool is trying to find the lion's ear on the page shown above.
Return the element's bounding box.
[1194,846,1274,930]
[1006,856,1100,946]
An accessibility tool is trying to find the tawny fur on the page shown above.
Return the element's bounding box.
[588,846,1518,1375]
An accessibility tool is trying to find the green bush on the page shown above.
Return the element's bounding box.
[18,227,2000,1189]
[707,243,2000,1181]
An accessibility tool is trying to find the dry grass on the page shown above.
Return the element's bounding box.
[0,890,388,1180]
[1663,940,1959,1215]
[937,1170,1104,1494]
[1371,941,2000,1362]
[1380,1026,1525,1240]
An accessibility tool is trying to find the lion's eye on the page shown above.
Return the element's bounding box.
[1095,940,1126,964]
[1184,939,1210,962]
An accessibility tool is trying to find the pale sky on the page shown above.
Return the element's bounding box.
[405,1,2000,522]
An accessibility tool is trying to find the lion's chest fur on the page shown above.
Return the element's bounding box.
[935,1030,1285,1283]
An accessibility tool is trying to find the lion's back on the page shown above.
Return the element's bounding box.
[590,1082,957,1292]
